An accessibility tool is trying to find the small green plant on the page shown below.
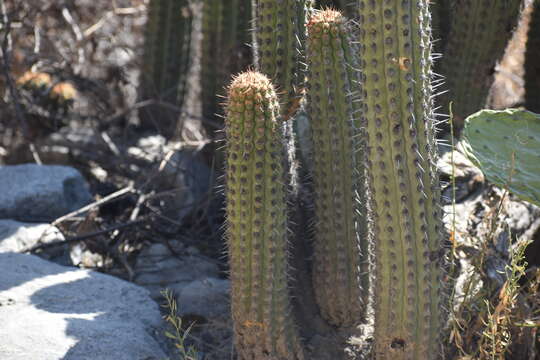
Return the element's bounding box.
[478,239,531,359]
[161,289,198,360]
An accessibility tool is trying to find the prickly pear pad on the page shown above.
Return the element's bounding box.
[462,109,540,207]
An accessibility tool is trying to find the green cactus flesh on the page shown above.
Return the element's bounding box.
[305,9,367,327]
[253,0,311,120]
[439,0,521,126]
[461,109,540,207]
[201,0,252,126]
[225,71,304,360]
[358,0,444,358]
[139,0,192,134]
[525,1,540,113]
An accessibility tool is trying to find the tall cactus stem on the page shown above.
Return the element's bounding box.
[358,1,444,358]
[201,0,252,129]
[139,0,192,135]
[253,0,312,120]
[525,1,540,113]
[438,0,521,129]
[225,71,304,360]
[305,9,368,327]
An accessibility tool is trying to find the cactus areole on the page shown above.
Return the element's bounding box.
[358,0,444,358]
[225,71,304,360]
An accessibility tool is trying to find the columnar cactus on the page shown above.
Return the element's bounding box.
[138,0,192,135]
[253,0,312,119]
[461,109,540,207]
[438,0,521,130]
[358,1,444,358]
[525,1,540,113]
[305,9,368,327]
[201,0,252,128]
[225,71,304,360]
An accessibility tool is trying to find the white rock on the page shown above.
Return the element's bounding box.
[0,252,168,360]
[0,220,63,252]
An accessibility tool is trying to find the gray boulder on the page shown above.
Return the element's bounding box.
[0,164,92,222]
[0,252,168,360]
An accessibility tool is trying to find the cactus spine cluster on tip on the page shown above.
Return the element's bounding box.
[201,0,252,127]
[358,0,444,358]
[438,0,521,127]
[253,0,312,120]
[139,0,192,134]
[305,9,368,327]
[225,71,304,360]
[525,1,540,113]
[461,109,540,207]
[314,0,356,18]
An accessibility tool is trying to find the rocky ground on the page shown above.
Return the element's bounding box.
[0,1,539,360]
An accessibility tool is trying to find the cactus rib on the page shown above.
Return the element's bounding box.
[305,9,367,327]
[358,0,444,358]
[225,71,304,360]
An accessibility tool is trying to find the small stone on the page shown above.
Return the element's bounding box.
[133,243,219,301]
[176,278,230,319]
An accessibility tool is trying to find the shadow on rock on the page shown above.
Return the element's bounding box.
[0,252,169,360]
